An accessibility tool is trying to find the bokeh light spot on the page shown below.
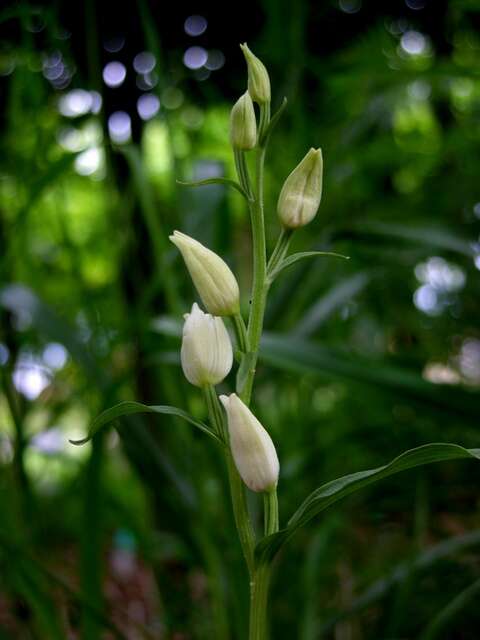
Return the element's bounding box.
[133,51,156,74]
[401,30,426,56]
[104,36,125,53]
[339,0,361,13]
[108,111,131,143]
[161,87,184,110]
[74,147,103,176]
[103,61,126,88]
[205,50,225,71]
[137,94,160,120]
[43,343,68,370]
[184,15,208,36]
[183,46,208,70]
[58,89,93,117]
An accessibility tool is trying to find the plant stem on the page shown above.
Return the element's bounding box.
[234,102,277,639]
[234,148,254,200]
[241,103,271,405]
[249,562,272,640]
[266,228,293,282]
[232,312,249,354]
[263,489,279,536]
[204,385,255,575]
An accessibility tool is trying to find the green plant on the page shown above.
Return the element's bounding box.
[72,44,480,639]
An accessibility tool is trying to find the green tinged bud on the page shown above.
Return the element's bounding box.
[220,393,279,493]
[230,92,257,150]
[277,148,323,229]
[240,43,271,105]
[181,303,233,387]
[169,230,240,316]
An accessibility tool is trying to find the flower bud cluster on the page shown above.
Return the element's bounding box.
[171,42,325,495]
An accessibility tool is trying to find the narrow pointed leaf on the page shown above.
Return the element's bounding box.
[262,96,288,146]
[419,577,480,640]
[177,177,249,199]
[256,443,480,564]
[70,401,222,446]
[269,250,349,282]
[319,529,480,633]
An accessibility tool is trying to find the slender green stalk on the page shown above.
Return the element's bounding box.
[249,562,272,640]
[234,148,254,200]
[204,385,255,575]
[258,103,271,146]
[263,489,279,537]
[241,103,270,406]
[266,228,294,282]
[232,312,249,354]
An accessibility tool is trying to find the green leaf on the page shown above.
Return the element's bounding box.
[176,177,249,200]
[293,272,369,336]
[256,443,480,564]
[419,577,480,640]
[269,250,350,282]
[344,221,475,257]
[70,401,222,446]
[260,333,478,419]
[319,529,480,634]
[262,96,288,146]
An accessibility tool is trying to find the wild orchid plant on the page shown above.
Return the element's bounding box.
[73,44,480,639]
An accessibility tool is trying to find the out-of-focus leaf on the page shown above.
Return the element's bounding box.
[319,529,480,633]
[0,533,126,639]
[343,222,475,257]
[14,154,76,230]
[292,272,369,336]
[419,577,480,640]
[256,444,480,564]
[0,284,102,385]
[260,333,478,418]
[70,400,222,445]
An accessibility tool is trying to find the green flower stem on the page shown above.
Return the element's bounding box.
[234,102,277,639]
[242,106,269,405]
[204,385,255,575]
[266,228,293,282]
[258,102,271,146]
[249,562,272,640]
[234,148,254,200]
[263,489,279,537]
[232,312,249,354]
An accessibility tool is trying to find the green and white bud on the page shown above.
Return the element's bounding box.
[181,303,233,387]
[230,92,257,150]
[220,393,279,493]
[277,148,323,229]
[170,231,240,316]
[240,43,271,105]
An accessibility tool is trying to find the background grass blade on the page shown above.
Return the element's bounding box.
[419,578,480,640]
[318,529,480,634]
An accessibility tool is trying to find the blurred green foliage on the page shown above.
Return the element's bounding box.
[1,0,480,638]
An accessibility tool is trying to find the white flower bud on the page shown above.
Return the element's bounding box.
[220,393,279,493]
[170,231,240,316]
[230,92,257,150]
[240,43,271,105]
[277,148,323,229]
[181,303,233,387]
